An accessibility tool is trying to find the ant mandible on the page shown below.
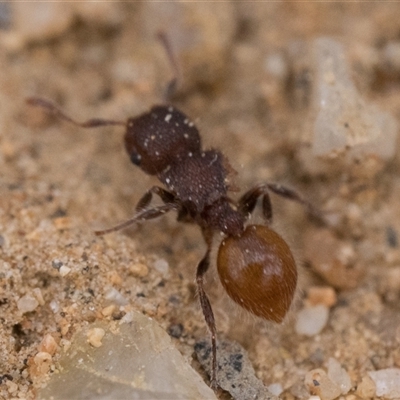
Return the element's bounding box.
[27,33,318,388]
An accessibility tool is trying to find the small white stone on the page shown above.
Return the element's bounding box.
[295,304,329,336]
[104,287,128,306]
[327,357,352,394]
[17,294,39,314]
[153,258,169,275]
[267,383,283,396]
[59,265,71,277]
[120,311,134,324]
[49,300,59,313]
[369,368,400,398]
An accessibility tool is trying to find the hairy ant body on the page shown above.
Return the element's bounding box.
[27,34,317,388]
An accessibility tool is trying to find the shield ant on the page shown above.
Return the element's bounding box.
[27,33,319,388]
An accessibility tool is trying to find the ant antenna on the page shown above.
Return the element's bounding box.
[157,31,182,102]
[26,97,126,128]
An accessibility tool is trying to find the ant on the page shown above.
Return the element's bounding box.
[27,33,319,389]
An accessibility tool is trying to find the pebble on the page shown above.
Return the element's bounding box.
[87,328,105,348]
[32,352,52,376]
[59,265,71,277]
[17,294,39,314]
[311,37,398,161]
[295,304,329,336]
[305,369,341,400]
[101,305,116,317]
[153,258,169,275]
[368,368,400,398]
[267,383,284,396]
[327,358,352,394]
[195,339,278,400]
[307,286,337,307]
[38,314,216,399]
[104,287,128,306]
[38,334,58,356]
[129,262,149,278]
[119,311,135,324]
[52,260,63,270]
[49,300,60,314]
[356,375,376,398]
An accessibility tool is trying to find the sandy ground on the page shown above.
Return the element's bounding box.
[2,3,400,399]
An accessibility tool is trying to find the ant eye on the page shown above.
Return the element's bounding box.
[130,152,141,166]
[217,224,297,323]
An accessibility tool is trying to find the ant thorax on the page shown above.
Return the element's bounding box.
[158,150,227,211]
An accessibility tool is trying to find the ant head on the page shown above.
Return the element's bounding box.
[217,224,297,323]
[125,105,202,175]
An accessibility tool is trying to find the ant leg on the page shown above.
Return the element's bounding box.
[237,185,273,224]
[135,186,176,212]
[238,183,321,224]
[26,97,126,128]
[262,183,321,220]
[94,202,179,236]
[237,185,274,224]
[196,230,218,388]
